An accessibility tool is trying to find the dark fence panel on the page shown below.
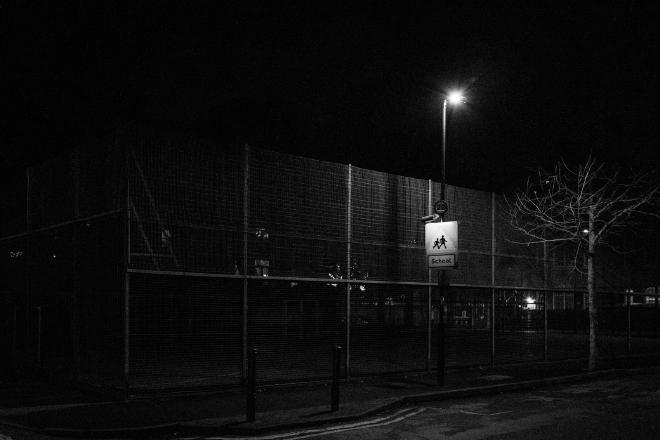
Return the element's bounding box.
[248,149,348,279]
[29,226,75,372]
[248,279,345,383]
[352,168,427,282]
[349,284,428,376]
[129,273,243,390]
[597,292,628,358]
[547,291,588,361]
[129,133,244,275]
[78,213,125,389]
[493,288,545,364]
[0,238,26,376]
[0,167,27,238]
[631,306,660,354]
[440,287,492,368]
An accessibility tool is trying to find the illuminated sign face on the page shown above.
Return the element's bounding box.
[425,221,458,268]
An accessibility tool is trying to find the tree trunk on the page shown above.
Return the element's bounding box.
[587,208,598,370]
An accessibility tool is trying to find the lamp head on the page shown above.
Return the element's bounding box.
[447,91,465,105]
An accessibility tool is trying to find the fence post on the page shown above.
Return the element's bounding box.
[345,164,352,379]
[543,241,548,361]
[25,167,32,362]
[71,148,81,376]
[123,144,132,401]
[331,345,342,411]
[246,348,257,422]
[123,272,131,400]
[242,144,249,384]
[490,192,496,367]
[627,293,631,355]
[573,291,579,335]
[491,289,496,366]
[12,307,18,372]
[36,306,42,368]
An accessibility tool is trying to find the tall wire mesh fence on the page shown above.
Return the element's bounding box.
[1,128,659,393]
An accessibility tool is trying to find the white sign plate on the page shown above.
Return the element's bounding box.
[425,221,458,254]
[425,221,458,268]
[428,254,456,267]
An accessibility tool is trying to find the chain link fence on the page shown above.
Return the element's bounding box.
[1,128,659,394]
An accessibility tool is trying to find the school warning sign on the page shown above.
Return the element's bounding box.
[424,221,458,268]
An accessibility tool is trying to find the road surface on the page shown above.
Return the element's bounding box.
[1,372,659,440]
[190,372,660,440]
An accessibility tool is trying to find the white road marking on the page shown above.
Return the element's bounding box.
[206,407,427,440]
[460,410,512,416]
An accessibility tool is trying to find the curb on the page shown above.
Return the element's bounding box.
[4,365,660,438]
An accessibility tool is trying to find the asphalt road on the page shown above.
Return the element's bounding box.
[1,372,659,440]
[190,372,660,440]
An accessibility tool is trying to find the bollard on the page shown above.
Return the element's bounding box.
[331,345,342,411]
[627,294,632,354]
[246,349,257,422]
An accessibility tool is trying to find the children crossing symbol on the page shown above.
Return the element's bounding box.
[433,235,447,249]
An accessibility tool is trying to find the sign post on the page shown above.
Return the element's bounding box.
[424,220,458,385]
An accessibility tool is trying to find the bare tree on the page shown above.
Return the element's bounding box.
[508,157,660,370]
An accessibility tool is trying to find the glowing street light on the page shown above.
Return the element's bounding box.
[447,91,465,105]
[440,90,465,210]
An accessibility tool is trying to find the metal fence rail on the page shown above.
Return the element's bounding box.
[121,271,660,391]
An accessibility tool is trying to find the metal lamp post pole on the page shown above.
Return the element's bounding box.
[437,97,448,385]
[441,98,447,202]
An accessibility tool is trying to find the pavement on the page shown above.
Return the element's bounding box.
[1,355,660,438]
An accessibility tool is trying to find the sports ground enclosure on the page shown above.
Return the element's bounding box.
[1,127,659,395]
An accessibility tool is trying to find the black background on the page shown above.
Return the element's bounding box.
[3,2,659,191]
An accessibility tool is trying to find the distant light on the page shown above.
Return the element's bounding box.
[525,296,535,304]
[582,229,589,235]
[447,91,464,105]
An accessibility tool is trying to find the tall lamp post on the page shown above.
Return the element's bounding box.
[440,91,465,206]
[435,90,464,386]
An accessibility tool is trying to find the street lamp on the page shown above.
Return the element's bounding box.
[441,91,464,207]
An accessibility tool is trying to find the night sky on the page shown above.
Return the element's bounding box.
[3,2,659,192]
